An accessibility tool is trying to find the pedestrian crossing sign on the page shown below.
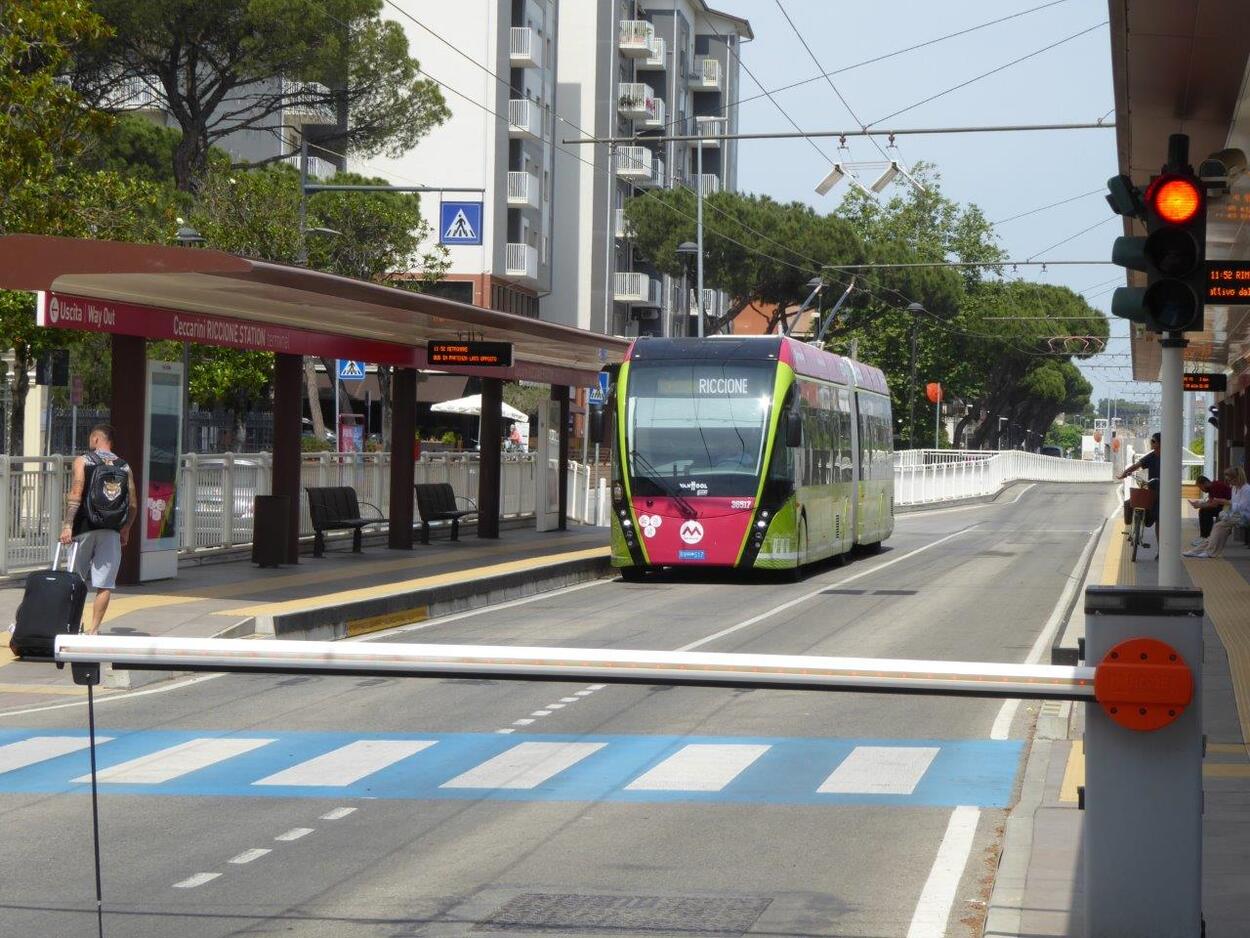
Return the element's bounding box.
[439,201,483,245]
[337,359,366,381]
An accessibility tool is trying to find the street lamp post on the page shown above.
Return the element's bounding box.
[174,226,206,454]
[695,137,705,338]
[905,303,925,450]
[676,241,698,337]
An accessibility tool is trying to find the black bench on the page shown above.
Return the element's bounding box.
[305,486,386,558]
[414,483,477,544]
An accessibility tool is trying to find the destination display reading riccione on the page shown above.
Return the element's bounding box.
[656,376,754,396]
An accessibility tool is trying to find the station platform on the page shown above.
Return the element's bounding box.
[988,501,1250,937]
[0,525,608,712]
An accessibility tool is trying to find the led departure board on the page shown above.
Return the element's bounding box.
[1182,373,1227,392]
[1206,260,1250,303]
[428,341,513,367]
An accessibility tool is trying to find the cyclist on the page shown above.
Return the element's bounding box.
[1117,432,1160,546]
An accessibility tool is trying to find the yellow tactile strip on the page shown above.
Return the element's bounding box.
[1183,556,1250,743]
[1100,514,1133,587]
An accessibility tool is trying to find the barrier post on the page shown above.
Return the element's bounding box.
[1083,586,1204,937]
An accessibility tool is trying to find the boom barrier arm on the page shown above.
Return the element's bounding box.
[56,636,1100,700]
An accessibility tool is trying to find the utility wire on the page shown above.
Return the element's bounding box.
[868,21,1107,127]
[1026,216,1117,261]
[992,188,1103,225]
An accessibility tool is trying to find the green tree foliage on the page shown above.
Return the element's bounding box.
[1044,423,1084,455]
[74,0,450,191]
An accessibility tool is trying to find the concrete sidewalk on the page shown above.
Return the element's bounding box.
[986,503,1250,937]
[1,525,609,711]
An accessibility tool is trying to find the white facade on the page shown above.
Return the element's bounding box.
[368,0,558,317]
[550,0,751,336]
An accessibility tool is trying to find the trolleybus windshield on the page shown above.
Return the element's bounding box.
[625,360,774,497]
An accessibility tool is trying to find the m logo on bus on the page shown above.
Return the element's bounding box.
[679,520,704,545]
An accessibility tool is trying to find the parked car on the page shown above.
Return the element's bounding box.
[1040,445,1063,458]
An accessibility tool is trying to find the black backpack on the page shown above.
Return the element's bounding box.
[84,453,130,531]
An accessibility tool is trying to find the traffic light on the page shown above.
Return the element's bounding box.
[1107,138,1208,333]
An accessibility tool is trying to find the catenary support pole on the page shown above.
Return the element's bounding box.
[696,138,705,339]
[477,378,502,538]
[110,334,146,585]
[1159,333,1186,585]
[388,367,416,549]
[271,353,302,564]
[553,384,569,530]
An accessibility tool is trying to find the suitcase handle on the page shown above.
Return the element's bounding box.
[52,540,80,572]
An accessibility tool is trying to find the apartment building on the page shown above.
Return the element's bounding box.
[551,0,752,336]
[369,0,559,318]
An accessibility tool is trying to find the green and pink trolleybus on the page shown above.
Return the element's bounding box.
[606,335,894,579]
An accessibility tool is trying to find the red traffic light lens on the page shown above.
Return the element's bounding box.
[1151,177,1202,224]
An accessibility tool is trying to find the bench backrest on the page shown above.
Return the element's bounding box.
[306,486,361,526]
[415,482,457,517]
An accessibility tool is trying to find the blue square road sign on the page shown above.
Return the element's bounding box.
[439,201,484,245]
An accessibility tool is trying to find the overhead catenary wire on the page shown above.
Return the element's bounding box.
[992,189,1104,226]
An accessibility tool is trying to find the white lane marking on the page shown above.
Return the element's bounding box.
[320,807,356,820]
[253,740,435,787]
[905,806,981,938]
[678,523,980,652]
[374,578,611,639]
[228,848,271,865]
[496,728,515,734]
[275,827,314,842]
[531,710,552,717]
[75,737,273,784]
[546,703,566,709]
[0,736,114,775]
[818,746,939,795]
[587,684,607,690]
[512,718,535,726]
[574,691,593,696]
[440,742,605,790]
[0,673,223,720]
[990,511,1110,740]
[626,744,770,792]
[895,483,1037,518]
[559,697,580,703]
[172,873,220,889]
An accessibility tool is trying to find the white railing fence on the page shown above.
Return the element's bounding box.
[893,449,1114,507]
[0,453,610,575]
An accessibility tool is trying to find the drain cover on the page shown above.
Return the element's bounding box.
[475,893,772,935]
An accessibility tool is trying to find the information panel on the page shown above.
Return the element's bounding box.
[1183,372,1227,392]
[140,360,182,581]
[1206,260,1250,303]
[428,341,513,368]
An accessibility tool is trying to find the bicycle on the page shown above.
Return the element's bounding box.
[1125,477,1157,562]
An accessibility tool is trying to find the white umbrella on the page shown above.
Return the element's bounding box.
[430,394,528,448]
[430,394,527,422]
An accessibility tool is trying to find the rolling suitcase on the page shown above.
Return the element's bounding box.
[9,543,87,659]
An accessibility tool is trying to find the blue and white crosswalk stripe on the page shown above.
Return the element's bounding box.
[0,729,1023,807]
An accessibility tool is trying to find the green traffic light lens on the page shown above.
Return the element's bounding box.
[1145,228,1199,276]
[1144,280,1199,330]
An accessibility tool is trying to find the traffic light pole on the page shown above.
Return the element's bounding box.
[1159,332,1187,586]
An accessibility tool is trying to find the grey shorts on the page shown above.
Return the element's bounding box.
[73,530,121,591]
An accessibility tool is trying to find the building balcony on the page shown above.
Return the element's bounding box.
[693,56,722,92]
[696,173,720,195]
[695,115,727,147]
[643,97,666,129]
[618,82,656,121]
[619,20,655,57]
[284,153,337,181]
[280,78,334,122]
[508,98,542,140]
[641,36,667,70]
[615,272,660,306]
[615,146,663,187]
[507,171,541,211]
[108,77,165,113]
[509,27,543,69]
[506,243,539,282]
[614,208,635,239]
[689,289,722,319]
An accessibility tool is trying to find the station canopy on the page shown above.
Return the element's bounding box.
[0,235,629,387]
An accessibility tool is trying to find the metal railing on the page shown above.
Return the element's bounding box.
[893,449,1114,506]
[508,26,541,68]
[0,453,624,574]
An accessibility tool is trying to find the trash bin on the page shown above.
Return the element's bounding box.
[251,495,290,568]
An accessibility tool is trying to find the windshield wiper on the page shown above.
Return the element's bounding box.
[628,449,698,518]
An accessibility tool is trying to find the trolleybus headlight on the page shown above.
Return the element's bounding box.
[612,482,624,502]
[759,510,770,519]
[756,520,767,529]
[618,508,628,519]
[622,519,632,528]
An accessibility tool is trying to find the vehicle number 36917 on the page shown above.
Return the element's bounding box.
[731,499,754,510]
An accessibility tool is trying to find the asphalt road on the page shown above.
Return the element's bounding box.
[0,482,1119,938]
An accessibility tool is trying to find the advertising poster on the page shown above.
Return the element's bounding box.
[142,362,183,557]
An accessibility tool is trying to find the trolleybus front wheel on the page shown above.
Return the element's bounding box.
[620,566,648,582]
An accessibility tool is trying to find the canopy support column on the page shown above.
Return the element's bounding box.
[477,378,502,539]
[111,335,146,586]
[389,367,417,549]
[552,385,569,530]
[272,353,302,564]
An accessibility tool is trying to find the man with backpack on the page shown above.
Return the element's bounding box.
[59,424,137,634]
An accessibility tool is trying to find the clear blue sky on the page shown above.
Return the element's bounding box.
[733,0,1144,409]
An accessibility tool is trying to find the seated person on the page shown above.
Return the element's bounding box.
[1184,467,1249,559]
[1188,473,1232,544]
